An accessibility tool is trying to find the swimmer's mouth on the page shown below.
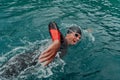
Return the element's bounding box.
[73,40,77,44]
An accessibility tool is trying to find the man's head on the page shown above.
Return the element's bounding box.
[66,26,82,45]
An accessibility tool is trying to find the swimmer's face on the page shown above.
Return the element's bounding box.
[69,32,81,45]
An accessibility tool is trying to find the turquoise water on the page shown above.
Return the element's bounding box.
[0,0,120,80]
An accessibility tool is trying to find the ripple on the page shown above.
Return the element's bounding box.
[0,0,120,80]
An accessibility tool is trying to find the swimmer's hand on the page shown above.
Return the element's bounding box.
[39,40,61,66]
[86,28,92,33]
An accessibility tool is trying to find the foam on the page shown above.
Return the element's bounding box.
[0,39,66,79]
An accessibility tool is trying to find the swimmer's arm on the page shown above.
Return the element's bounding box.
[39,22,62,66]
[48,22,61,41]
[39,40,60,66]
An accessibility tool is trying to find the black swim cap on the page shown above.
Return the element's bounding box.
[67,26,82,35]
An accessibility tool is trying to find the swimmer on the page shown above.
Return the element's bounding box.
[39,22,82,66]
[0,22,82,79]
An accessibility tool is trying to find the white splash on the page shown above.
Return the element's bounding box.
[83,29,95,42]
[5,39,66,79]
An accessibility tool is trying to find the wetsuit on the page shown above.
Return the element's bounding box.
[0,22,68,79]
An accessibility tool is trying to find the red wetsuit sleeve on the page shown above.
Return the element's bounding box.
[48,22,61,41]
[49,29,61,41]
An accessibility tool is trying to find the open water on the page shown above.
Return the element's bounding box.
[0,0,120,80]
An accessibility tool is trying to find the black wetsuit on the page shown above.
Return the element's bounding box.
[0,22,68,79]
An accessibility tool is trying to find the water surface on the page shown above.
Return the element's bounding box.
[0,0,120,80]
